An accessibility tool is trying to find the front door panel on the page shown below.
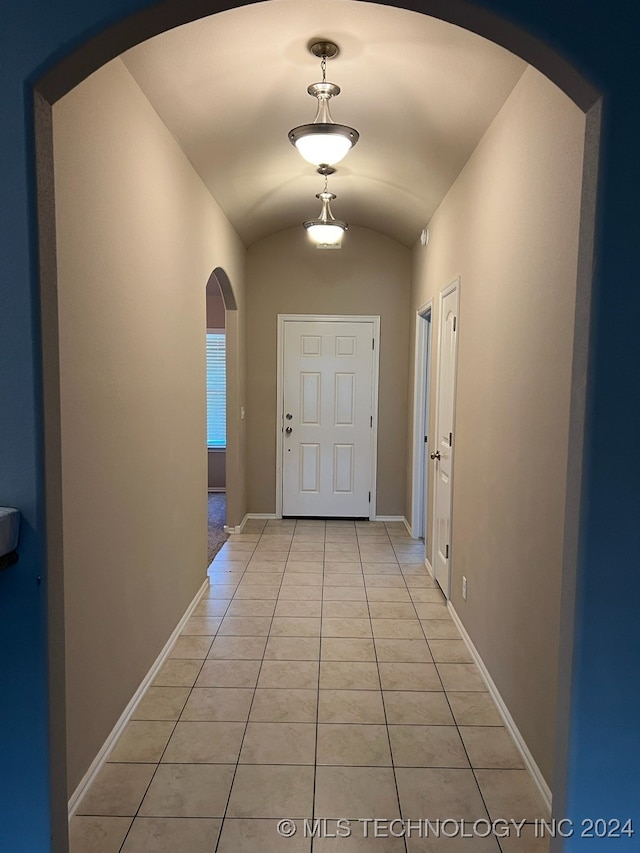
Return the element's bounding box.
[282,320,375,517]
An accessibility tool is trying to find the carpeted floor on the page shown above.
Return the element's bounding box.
[207,492,228,566]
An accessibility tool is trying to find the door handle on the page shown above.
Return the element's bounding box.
[285,426,293,435]
[430,451,441,460]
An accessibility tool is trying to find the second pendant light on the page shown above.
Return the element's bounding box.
[304,166,348,247]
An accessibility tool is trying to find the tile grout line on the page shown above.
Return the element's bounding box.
[208,526,262,852]
[364,522,410,853]
[310,519,326,853]
[160,548,250,844]
[213,519,290,853]
[315,519,360,845]
[209,523,268,851]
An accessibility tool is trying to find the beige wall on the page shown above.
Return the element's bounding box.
[53,57,246,793]
[246,226,411,517]
[407,66,585,784]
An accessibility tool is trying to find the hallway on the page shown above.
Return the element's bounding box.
[70,519,549,852]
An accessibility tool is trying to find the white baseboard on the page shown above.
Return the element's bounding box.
[230,514,413,530]
[403,517,414,537]
[207,487,226,493]
[447,602,553,814]
[67,577,210,818]
[425,556,434,577]
[226,513,277,535]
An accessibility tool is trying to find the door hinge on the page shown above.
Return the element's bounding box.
[368,491,371,503]
[445,544,449,559]
[370,415,373,427]
[453,316,457,332]
[449,431,453,446]
[424,435,428,443]
[372,338,375,350]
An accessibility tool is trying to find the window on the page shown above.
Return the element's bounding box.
[206,330,226,448]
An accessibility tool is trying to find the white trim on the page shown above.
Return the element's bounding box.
[369,318,381,522]
[275,317,285,518]
[208,487,225,493]
[226,513,278,535]
[431,277,460,598]
[448,602,553,813]
[67,577,209,818]
[275,314,381,521]
[425,555,434,577]
[225,513,277,535]
[403,517,414,537]
[411,301,433,540]
[233,513,410,529]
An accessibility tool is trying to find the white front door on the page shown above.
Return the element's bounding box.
[432,281,460,595]
[281,318,377,517]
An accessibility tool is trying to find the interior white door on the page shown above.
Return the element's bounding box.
[432,283,459,596]
[282,319,375,517]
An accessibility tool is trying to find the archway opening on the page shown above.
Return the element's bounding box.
[205,268,236,562]
[34,2,600,847]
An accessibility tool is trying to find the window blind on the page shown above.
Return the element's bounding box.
[206,331,226,448]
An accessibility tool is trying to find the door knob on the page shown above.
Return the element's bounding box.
[430,451,441,460]
[285,426,293,434]
[285,413,293,420]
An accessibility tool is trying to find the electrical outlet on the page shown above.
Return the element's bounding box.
[462,576,468,601]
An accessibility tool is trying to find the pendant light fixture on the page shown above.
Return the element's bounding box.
[288,41,359,167]
[303,166,348,246]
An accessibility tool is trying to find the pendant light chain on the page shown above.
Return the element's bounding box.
[321,54,327,83]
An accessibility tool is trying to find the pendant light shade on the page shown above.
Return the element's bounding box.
[289,42,359,167]
[304,170,348,246]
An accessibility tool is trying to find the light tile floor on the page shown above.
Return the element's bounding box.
[70,519,550,852]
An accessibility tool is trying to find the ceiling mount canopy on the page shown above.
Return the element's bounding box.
[303,165,348,246]
[288,40,360,167]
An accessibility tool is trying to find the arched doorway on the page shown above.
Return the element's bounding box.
[30,4,598,848]
[204,267,245,534]
[204,267,240,562]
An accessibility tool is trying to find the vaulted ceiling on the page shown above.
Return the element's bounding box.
[122,0,526,248]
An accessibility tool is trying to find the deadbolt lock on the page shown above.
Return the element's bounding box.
[285,426,293,434]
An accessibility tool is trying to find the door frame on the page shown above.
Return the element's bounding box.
[410,300,433,543]
[275,314,381,520]
[431,277,461,597]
